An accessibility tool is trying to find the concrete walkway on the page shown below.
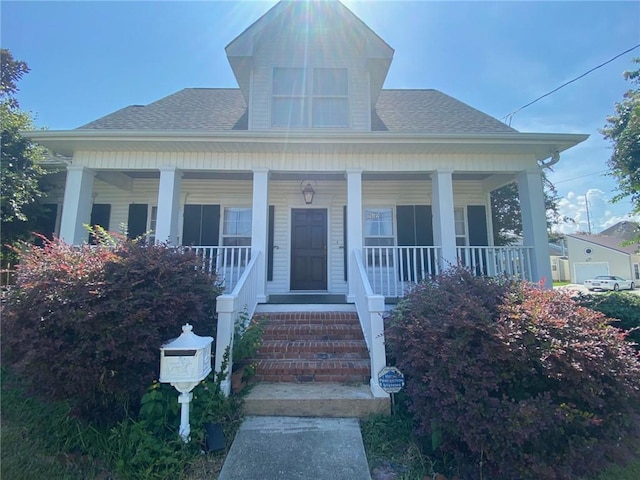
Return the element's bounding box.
[218,416,372,480]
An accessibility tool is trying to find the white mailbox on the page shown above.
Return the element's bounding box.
[159,323,213,442]
[160,323,213,386]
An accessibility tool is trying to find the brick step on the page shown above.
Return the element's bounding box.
[265,312,360,325]
[262,324,363,341]
[256,340,369,359]
[254,358,371,384]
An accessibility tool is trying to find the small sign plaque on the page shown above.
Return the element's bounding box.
[378,366,405,393]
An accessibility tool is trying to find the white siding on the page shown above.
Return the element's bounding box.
[567,236,634,282]
[72,151,537,174]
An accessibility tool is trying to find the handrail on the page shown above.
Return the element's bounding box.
[351,251,388,398]
[214,250,261,396]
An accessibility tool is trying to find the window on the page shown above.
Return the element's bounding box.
[271,67,348,128]
[365,208,394,266]
[222,208,252,247]
[312,68,348,127]
[148,206,158,244]
[454,207,467,246]
[222,207,251,266]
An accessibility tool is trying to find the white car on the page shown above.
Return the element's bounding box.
[583,275,635,291]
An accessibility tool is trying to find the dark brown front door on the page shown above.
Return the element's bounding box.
[291,208,327,290]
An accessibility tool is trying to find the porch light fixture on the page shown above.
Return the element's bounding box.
[301,181,316,204]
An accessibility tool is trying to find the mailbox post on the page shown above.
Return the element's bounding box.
[160,323,213,442]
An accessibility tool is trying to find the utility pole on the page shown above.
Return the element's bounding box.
[585,194,592,234]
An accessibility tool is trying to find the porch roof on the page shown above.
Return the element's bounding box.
[25,129,587,162]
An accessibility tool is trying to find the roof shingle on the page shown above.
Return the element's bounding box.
[78,87,516,134]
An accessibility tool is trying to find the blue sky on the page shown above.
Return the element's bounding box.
[2,0,639,234]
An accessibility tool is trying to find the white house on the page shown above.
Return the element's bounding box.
[567,233,640,284]
[26,0,587,397]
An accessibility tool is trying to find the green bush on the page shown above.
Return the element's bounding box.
[576,291,640,348]
[1,233,222,424]
[386,267,640,480]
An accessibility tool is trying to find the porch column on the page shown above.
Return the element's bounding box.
[432,169,457,269]
[59,165,95,245]
[517,169,552,288]
[346,169,363,302]
[251,168,269,302]
[155,166,182,245]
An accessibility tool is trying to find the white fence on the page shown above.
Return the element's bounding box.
[186,246,251,292]
[364,245,534,297]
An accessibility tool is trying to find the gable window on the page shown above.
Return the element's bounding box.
[271,67,348,128]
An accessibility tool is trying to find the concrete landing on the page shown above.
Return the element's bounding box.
[217,416,372,480]
[243,382,390,418]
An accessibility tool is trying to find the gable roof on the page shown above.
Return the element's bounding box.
[598,221,639,242]
[225,0,394,104]
[78,87,516,134]
[568,233,639,256]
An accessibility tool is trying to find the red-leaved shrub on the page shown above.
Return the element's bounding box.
[1,234,222,424]
[386,267,640,480]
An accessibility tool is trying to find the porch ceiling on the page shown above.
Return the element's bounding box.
[25,130,588,162]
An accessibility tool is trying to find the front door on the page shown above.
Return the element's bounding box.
[291,209,327,290]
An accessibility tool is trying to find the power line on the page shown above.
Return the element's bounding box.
[504,44,640,126]
[553,169,608,185]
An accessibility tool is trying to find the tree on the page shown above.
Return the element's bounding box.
[491,173,561,245]
[601,58,640,220]
[0,49,49,265]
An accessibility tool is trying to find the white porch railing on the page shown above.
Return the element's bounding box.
[456,246,533,281]
[364,245,534,297]
[351,251,388,398]
[187,246,251,293]
[363,246,441,298]
[214,251,261,396]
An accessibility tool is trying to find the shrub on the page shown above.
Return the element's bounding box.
[386,267,640,480]
[1,233,222,424]
[575,291,640,348]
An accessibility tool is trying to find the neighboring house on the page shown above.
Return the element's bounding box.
[549,240,570,282]
[567,227,640,284]
[25,1,587,396]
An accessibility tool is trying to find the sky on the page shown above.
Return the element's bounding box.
[2,0,639,235]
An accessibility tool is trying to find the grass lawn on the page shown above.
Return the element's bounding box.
[1,368,242,480]
[0,369,112,480]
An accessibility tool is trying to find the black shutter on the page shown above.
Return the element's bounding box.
[127,204,148,239]
[201,205,220,246]
[468,206,488,246]
[343,206,347,281]
[182,205,202,245]
[397,205,435,280]
[267,205,274,281]
[89,204,111,244]
[396,206,416,246]
[183,205,220,246]
[415,205,433,246]
[40,203,58,240]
